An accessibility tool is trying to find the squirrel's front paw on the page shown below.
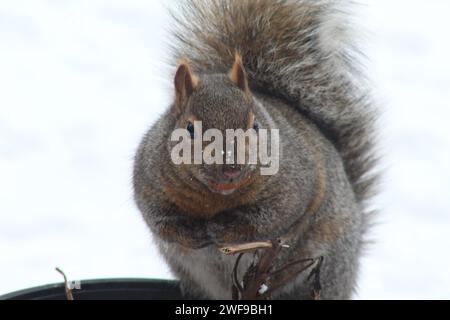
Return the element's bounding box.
[159,222,213,249]
[182,233,214,249]
[207,220,257,245]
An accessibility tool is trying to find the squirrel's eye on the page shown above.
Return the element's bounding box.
[253,121,260,132]
[187,122,195,139]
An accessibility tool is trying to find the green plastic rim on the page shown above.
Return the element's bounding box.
[0,278,184,300]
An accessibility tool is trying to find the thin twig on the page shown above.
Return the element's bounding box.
[268,257,318,278]
[260,260,318,299]
[232,253,245,299]
[239,240,282,300]
[220,241,274,255]
[221,237,326,300]
[55,267,74,301]
[308,256,324,300]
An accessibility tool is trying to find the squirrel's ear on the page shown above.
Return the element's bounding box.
[174,59,198,108]
[229,53,249,93]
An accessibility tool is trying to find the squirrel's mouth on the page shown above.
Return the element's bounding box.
[207,172,252,195]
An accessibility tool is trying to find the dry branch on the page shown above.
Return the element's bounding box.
[219,239,324,300]
[55,267,74,301]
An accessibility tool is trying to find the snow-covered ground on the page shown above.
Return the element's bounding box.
[0,1,449,299]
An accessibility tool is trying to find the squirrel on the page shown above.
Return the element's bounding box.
[133,0,378,300]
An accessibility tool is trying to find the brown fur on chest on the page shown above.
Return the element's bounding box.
[161,173,267,218]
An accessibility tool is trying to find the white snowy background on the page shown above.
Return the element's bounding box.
[0,0,449,299]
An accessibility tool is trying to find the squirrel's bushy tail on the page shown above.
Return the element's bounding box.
[170,0,378,206]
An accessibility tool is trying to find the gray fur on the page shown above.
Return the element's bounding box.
[133,0,378,300]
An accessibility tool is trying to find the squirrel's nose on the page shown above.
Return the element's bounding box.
[222,166,242,179]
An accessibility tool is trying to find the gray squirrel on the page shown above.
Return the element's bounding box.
[133,0,378,299]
